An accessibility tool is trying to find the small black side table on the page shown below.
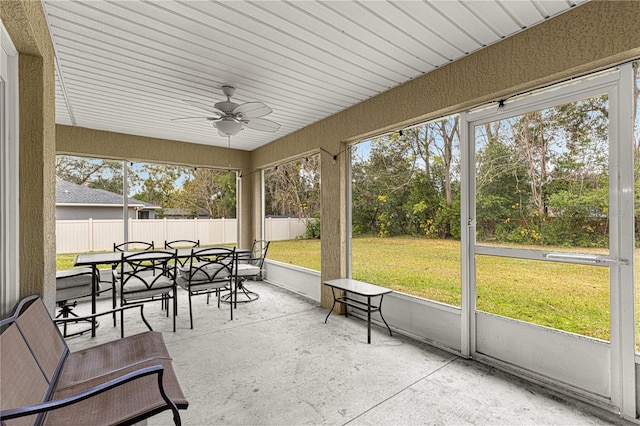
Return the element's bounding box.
[324,278,393,344]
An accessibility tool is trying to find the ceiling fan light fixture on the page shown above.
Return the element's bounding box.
[215,117,243,136]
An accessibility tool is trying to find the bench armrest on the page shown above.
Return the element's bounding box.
[54,304,153,334]
[0,365,182,426]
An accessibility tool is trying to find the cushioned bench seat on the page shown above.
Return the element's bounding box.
[0,295,188,426]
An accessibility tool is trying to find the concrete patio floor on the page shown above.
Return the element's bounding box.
[64,281,632,426]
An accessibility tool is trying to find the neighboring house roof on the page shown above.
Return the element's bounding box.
[56,180,160,209]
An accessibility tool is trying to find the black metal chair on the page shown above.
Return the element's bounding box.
[176,246,236,328]
[165,240,200,267]
[113,249,178,337]
[228,239,270,303]
[113,240,155,252]
[111,241,156,321]
[164,239,200,249]
[55,268,99,337]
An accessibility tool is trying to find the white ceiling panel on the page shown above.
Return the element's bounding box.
[43,0,587,152]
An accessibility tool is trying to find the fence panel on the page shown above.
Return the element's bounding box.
[265,217,309,241]
[56,221,90,253]
[166,219,198,243]
[93,220,123,251]
[130,219,164,245]
[289,219,308,239]
[56,217,307,254]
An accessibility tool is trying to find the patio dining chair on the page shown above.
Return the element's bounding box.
[165,239,200,267]
[113,240,155,252]
[229,239,270,303]
[55,268,99,337]
[164,239,200,249]
[176,246,236,329]
[111,240,156,319]
[113,249,178,337]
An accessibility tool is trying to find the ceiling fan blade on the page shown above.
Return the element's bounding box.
[171,116,217,122]
[243,117,281,132]
[183,100,223,118]
[233,101,272,118]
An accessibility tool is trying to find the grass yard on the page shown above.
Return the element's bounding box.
[267,237,637,343]
[57,237,640,344]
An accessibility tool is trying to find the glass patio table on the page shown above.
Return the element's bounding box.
[74,247,250,336]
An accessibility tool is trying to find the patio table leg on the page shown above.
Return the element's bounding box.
[324,288,338,324]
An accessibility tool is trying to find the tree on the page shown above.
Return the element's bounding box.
[352,135,415,236]
[475,128,530,241]
[133,163,189,207]
[434,116,459,205]
[265,155,320,219]
[474,95,609,246]
[174,169,237,218]
[55,155,136,194]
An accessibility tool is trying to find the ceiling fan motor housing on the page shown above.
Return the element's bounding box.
[214,100,239,114]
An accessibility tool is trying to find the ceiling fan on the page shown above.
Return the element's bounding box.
[173,85,281,137]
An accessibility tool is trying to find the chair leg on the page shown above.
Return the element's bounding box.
[188,292,194,329]
[112,269,117,327]
[55,302,94,338]
[120,308,125,339]
[172,292,177,333]
[221,278,259,304]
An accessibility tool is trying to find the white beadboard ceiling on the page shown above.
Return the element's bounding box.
[44,0,587,152]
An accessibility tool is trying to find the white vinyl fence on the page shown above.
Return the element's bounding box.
[56,217,310,253]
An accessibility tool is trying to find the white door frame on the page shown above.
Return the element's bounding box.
[462,65,636,418]
[0,20,19,318]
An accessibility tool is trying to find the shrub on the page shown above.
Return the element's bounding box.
[304,215,321,239]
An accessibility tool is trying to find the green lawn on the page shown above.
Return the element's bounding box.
[57,237,640,344]
[266,237,637,343]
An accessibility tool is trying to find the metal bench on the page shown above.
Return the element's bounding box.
[0,295,188,425]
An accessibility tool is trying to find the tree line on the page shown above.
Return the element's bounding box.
[55,155,322,222]
[352,93,622,248]
[56,158,237,219]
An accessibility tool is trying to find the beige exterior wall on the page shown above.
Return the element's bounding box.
[3,0,640,310]
[56,206,148,221]
[56,125,251,170]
